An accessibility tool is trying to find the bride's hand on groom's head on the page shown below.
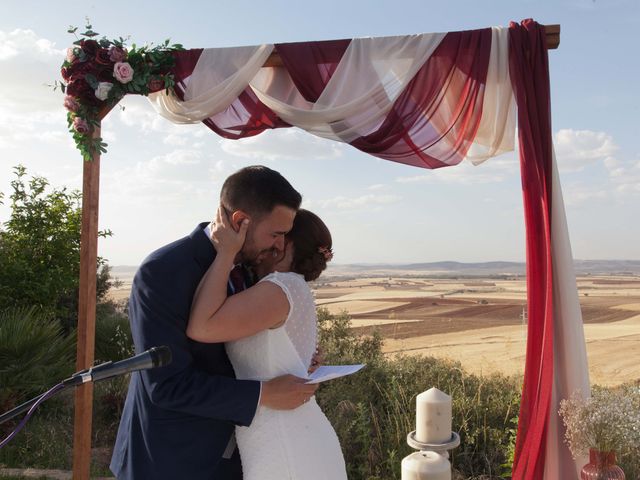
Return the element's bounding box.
[211,205,249,257]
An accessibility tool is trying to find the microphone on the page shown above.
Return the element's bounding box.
[1,346,173,427]
[66,346,172,386]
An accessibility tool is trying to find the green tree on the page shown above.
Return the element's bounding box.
[0,165,114,331]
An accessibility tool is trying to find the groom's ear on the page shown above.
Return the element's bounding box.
[230,210,250,232]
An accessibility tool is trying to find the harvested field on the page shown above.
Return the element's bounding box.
[108,272,640,386]
[315,274,640,386]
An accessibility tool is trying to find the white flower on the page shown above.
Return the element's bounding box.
[94,82,114,101]
[559,387,640,458]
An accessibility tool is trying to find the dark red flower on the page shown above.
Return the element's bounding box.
[61,66,72,81]
[66,79,101,106]
[147,77,165,92]
[79,39,99,58]
[97,67,114,82]
[68,61,100,82]
[95,48,112,66]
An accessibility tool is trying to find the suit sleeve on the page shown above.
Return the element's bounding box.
[129,262,260,426]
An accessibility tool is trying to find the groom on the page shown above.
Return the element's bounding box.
[110,166,318,480]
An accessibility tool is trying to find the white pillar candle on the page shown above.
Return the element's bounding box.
[401,451,451,480]
[416,387,452,444]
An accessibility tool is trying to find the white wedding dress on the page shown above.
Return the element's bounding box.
[225,271,348,480]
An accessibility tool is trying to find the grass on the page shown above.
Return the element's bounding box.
[1,308,637,479]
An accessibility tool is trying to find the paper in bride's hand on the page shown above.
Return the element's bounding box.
[304,364,365,384]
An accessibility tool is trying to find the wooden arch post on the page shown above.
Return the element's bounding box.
[71,24,559,480]
[72,104,115,480]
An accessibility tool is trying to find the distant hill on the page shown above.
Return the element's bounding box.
[112,260,640,279]
[325,260,640,277]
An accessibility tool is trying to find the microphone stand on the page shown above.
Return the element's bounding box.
[0,369,90,426]
[0,346,171,448]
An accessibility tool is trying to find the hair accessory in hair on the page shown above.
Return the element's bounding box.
[318,246,333,262]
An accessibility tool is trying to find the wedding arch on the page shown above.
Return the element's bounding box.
[61,19,588,480]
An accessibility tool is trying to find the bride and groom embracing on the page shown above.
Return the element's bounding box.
[110,166,348,479]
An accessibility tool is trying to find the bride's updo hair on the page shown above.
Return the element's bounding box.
[287,209,333,282]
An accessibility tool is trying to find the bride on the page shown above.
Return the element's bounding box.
[187,207,348,480]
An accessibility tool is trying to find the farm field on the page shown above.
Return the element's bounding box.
[109,269,640,386]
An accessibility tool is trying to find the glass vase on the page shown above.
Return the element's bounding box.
[580,449,625,479]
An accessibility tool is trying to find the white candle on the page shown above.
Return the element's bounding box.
[401,451,451,480]
[416,387,452,444]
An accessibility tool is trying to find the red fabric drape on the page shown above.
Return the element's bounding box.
[170,29,493,167]
[171,49,290,139]
[350,29,491,168]
[508,19,554,480]
[275,39,350,102]
[275,30,492,169]
[168,24,557,477]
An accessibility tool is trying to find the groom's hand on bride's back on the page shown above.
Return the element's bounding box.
[260,374,318,410]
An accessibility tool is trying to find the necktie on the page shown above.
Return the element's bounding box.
[229,265,245,294]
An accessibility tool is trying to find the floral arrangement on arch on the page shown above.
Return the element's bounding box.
[558,387,640,460]
[57,22,183,161]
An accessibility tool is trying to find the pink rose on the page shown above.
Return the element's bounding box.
[66,47,77,63]
[113,62,134,84]
[94,82,113,101]
[108,46,127,63]
[73,117,90,134]
[63,95,80,112]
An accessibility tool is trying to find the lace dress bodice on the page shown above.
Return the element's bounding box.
[224,271,347,480]
[226,272,317,381]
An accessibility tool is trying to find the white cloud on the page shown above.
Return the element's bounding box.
[554,129,618,172]
[607,158,640,197]
[163,134,188,146]
[220,128,344,161]
[0,29,65,113]
[115,97,211,144]
[0,30,71,148]
[395,157,517,185]
[563,182,609,207]
[0,107,67,147]
[319,193,401,210]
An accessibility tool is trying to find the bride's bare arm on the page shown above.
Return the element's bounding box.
[187,281,289,342]
[187,206,289,343]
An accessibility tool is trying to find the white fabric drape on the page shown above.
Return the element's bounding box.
[148,30,516,165]
[466,27,516,164]
[249,32,446,143]
[144,26,591,477]
[148,45,274,123]
[544,150,591,480]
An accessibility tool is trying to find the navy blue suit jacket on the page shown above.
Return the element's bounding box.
[110,223,261,480]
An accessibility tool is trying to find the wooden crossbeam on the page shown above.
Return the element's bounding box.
[263,24,561,67]
[74,21,560,480]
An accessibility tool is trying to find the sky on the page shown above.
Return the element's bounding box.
[1,0,638,266]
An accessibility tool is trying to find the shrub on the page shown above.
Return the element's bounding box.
[0,165,114,333]
[95,300,133,364]
[316,308,521,480]
[0,307,75,413]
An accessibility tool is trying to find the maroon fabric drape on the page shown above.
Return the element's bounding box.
[168,24,557,477]
[170,29,493,167]
[275,30,492,169]
[508,19,554,480]
[171,49,290,139]
[276,39,350,102]
[350,29,491,168]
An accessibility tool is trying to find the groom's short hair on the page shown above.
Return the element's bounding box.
[221,165,302,218]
